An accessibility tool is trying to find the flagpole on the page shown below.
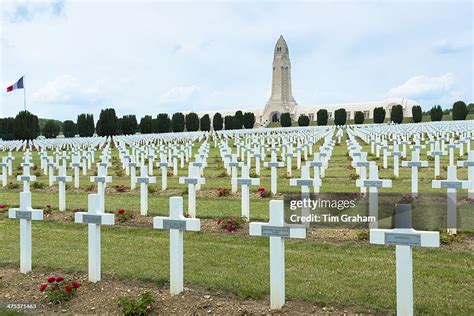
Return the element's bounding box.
[23,75,27,111]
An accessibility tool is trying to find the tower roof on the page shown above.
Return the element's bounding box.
[276,35,288,48]
[274,35,289,56]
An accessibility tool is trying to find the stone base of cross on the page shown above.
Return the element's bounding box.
[249,200,306,310]
[153,197,200,295]
[9,192,43,274]
[75,194,115,282]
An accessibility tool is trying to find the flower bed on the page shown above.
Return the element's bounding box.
[39,275,80,304]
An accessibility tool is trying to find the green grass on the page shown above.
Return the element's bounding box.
[1,220,472,314]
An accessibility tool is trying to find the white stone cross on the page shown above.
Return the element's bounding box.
[307,153,325,193]
[231,165,260,219]
[427,142,447,177]
[391,142,402,177]
[249,200,306,310]
[356,164,392,228]
[289,165,321,195]
[53,164,72,211]
[172,148,179,176]
[1,157,8,187]
[381,141,390,169]
[6,152,14,176]
[153,197,200,295]
[264,151,284,195]
[401,151,428,196]
[352,153,371,194]
[156,154,169,191]
[225,154,241,193]
[46,158,56,187]
[135,165,157,216]
[17,161,36,193]
[457,151,474,198]
[447,142,456,166]
[75,194,115,282]
[90,165,112,212]
[70,156,82,188]
[432,166,472,234]
[128,156,138,190]
[40,153,49,174]
[8,191,43,274]
[147,150,155,175]
[179,165,205,218]
[122,154,131,176]
[370,204,439,316]
[253,148,262,176]
[80,154,88,176]
[284,149,294,177]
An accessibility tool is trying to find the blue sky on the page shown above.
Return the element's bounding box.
[0,0,472,120]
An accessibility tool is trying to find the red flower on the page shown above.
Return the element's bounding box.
[55,276,64,282]
[257,187,265,193]
[39,283,47,292]
[0,204,5,209]
[46,204,51,208]
[65,285,73,293]
[227,218,232,223]
[72,280,80,289]
[47,276,56,283]
[216,218,221,225]
[226,224,233,232]
[118,209,125,215]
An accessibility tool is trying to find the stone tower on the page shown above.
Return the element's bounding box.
[261,35,298,125]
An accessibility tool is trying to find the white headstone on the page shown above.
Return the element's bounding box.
[249,200,305,310]
[8,192,43,273]
[153,197,200,295]
[75,194,115,282]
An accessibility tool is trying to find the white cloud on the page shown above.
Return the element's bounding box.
[158,85,200,104]
[32,75,102,105]
[387,73,455,100]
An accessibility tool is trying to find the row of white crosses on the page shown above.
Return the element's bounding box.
[8,172,306,309]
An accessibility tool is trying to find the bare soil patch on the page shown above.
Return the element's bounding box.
[0,267,382,315]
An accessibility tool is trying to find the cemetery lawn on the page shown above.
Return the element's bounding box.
[1,219,473,315]
[1,131,473,313]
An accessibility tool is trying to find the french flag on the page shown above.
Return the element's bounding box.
[6,77,24,92]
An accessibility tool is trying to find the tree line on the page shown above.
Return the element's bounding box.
[0,101,470,140]
[279,101,471,127]
[0,108,257,140]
